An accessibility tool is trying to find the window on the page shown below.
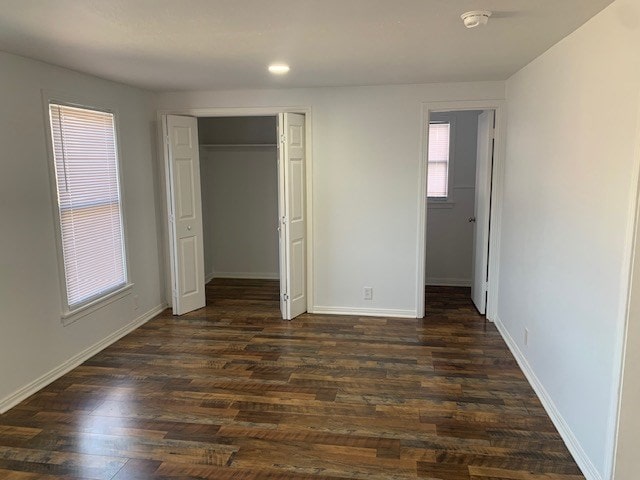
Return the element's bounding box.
[48,103,128,313]
[427,122,451,199]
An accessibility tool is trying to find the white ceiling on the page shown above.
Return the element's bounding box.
[0,0,614,92]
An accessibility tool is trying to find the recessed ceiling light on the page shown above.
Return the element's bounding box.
[268,64,290,75]
[461,10,492,28]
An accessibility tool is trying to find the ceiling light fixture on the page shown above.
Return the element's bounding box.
[461,10,492,28]
[268,64,290,74]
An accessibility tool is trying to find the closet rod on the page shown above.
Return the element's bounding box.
[199,143,277,148]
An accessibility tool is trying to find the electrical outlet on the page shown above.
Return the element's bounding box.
[363,287,373,301]
[524,327,529,346]
[133,294,139,311]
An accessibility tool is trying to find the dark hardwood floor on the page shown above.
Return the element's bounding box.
[0,279,584,479]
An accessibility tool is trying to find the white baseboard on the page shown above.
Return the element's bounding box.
[209,271,279,280]
[312,305,417,318]
[0,303,166,414]
[426,277,471,287]
[493,316,603,480]
[205,272,215,283]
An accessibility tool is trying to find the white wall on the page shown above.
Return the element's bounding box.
[426,111,479,286]
[158,82,505,315]
[498,1,640,478]
[200,145,279,280]
[0,52,164,410]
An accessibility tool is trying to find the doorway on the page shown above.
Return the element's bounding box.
[198,116,279,283]
[417,101,505,320]
[160,109,312,321]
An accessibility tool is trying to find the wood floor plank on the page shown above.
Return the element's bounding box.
[0,281,584,479]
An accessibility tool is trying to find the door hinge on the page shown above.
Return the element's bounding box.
[168,213,175,224]
[283,293,289,301]
[172,289,177,299]
[280,134,286,144]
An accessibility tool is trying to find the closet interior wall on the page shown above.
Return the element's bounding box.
[198,116,279,281]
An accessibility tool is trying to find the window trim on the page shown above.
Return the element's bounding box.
[42,90,133,325]
[427,115,456,207]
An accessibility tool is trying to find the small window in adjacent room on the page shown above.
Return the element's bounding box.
[427,121,451,200]
[48,102,128,316]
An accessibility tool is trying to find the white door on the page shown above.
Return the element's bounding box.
[471,110,495,314]
[163,115,206,315]
[278,113,307,320]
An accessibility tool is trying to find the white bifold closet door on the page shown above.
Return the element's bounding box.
[278,113,307,320]
[471,110,495,314]
[164,114,206,315]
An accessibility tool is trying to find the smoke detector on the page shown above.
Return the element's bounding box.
[461,10,492,28]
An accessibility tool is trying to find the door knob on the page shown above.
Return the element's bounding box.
[187,225,192,231]
[468,217,476,223]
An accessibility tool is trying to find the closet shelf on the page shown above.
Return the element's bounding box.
[199,143,277,148]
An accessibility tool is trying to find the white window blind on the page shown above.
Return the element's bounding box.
[427,122,451,198]
[49,103,127,309]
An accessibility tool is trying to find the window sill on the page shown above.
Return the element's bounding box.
[61,283,134,326]
[427,199,456,209]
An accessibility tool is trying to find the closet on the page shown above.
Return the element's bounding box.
[197,116,279,282]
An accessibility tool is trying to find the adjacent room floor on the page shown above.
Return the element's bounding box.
[0,280,584,479]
